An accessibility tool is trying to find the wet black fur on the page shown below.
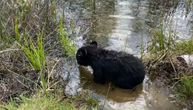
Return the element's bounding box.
[76,41,145,89]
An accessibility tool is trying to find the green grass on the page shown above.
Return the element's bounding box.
[2,94,75,110]
[148,27,175,54]
[14,18,46,72]
[14,17,21,42]
[19,32,47,93]
[0,90,99,110]
[174,39,193,55]
[150,28,165,53]
[147,26,193,56]
[58,17,77,57]
[21,33,46,72]
[15,21,47,93]
[177,76,193,100]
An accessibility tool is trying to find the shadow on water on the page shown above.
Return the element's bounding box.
[56,0,193,109]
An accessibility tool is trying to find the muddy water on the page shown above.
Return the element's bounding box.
[87,0,150,55]
[56,0,193,110]
[79,66,179,110]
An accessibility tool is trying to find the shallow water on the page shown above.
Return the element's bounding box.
[56,0,193,109]
[79,66,179,110]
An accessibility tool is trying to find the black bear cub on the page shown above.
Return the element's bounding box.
[76,41,145,89]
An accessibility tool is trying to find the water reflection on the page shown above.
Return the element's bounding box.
[87,0,116,47]
[87,0,150,55]
[107,0,150,55]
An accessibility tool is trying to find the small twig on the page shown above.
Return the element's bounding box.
[7,69,41,88]
[14,76,31,90]
[172,75,193,88]
[49,59,60,78]
[0,48,20,54]
[49,81,60,89]
[48,60,60,88]
[153,52,167,64]
[171,79,181,89]
[102,82,111,110]
[47,58,60,89]
[169,58,178,78]
[147,53,167,74]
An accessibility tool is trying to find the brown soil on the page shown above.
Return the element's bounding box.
[145,55,193,109]
[0,49,39,102]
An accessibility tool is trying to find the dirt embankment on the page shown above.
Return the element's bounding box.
[145,54,193,109]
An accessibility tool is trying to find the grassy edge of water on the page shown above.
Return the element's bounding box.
[0,90,98,110]
[0,0,97,109]
[146,26,193,103]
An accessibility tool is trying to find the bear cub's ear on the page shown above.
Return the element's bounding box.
[79,48,87,56]
[90,41,98,47]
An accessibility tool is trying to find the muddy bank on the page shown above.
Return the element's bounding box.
[145,54,193,109]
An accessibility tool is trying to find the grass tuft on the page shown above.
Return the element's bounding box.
[177,76,193,100]
[15,25,47,92]
[21,33,47,93]
[21,33,45,72]
[14,17,21,42]
[174,39,193,55]
[58,17,77,57]
[3,94,75,110]
[148,27,175,54]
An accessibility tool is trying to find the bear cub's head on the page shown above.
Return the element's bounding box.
[76,41,98,66]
